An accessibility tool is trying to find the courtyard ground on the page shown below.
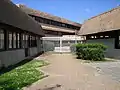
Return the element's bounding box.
[24,53,120,90]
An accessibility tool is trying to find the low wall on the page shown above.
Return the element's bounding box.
[54,46,71,52]
[87,38,120,59]
[0,49,25,67]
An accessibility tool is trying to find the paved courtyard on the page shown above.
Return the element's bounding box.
[24,53,120,90]
[86,61,120,82]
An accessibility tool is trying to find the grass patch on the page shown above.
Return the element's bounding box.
[0,60,48,90]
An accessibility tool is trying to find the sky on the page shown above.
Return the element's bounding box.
[12,0,120,24]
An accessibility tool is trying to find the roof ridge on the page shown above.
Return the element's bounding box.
[17,4,81,25]
[87,6,120,21]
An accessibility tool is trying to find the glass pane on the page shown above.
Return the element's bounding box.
[17,33,20,48]
[0,29,4,49]
[22,34,25,48]
[25,34,28,47]
[13,32,16,48]
[30,35,32,47]
[9,32,12,48]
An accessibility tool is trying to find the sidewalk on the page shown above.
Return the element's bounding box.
[24,53,120,90]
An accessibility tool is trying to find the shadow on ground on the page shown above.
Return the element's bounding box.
[0,52,43,75]
[38,84,62,90]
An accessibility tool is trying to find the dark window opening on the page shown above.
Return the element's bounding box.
[29,35,37,47]
[29,15,80,30]
[115,31,120,49]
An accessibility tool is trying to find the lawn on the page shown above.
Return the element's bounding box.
[0,60,48,90]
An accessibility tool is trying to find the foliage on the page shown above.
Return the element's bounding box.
[0,60,48,90]
[76,43,107,51]
[75,43,107,61]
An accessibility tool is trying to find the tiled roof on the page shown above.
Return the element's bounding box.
[79,6,120,35]
[0,0,44,36]
[17,4,81,27]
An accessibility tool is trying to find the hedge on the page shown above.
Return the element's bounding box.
[75,43,107,61]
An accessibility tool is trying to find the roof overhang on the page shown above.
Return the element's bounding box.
[41,24,75,33]
[78,6,120,36]
[17,4,81,27]
[0,0,44,36]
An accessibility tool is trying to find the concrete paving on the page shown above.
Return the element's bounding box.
[24,53,120,90]
[85,61,120,82]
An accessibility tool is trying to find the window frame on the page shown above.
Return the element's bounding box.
[115,31,120,49]
[0,28,5,51]
[8,31,21,50]
[0,24,39,52]
[29,34,37,47]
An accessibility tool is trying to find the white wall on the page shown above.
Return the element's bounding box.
[87,38,120,59]
[0,49,25,67]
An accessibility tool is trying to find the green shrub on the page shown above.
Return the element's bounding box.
[75,43,107,61]
[76,43,107,51]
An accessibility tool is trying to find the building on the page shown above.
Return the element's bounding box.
[17,4,83,52]
[17,4,81,37]
[42,35,84,52]
[0,0,44,68]
[78,6,120,59]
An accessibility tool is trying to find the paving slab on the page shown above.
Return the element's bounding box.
[86,61,120,82]
[24,53,120,90]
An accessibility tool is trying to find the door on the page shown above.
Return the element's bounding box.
[25,48,29,57]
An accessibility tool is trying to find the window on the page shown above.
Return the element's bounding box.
[13,32,16,48]
[91,36,94,38]
[100,36,103,38]
[62,23,66,27]
[115,33,120,49]
[35,17,40,22]
[39,37,43,50]
[40,18,44,23]
[29,35,32,47]
[22,34,29,48]
[8,31,21,49]
[45,19,50,24]
[51,21,55,25]
[0,29,4,50]
[17,33,20,48]
[29,35,37,47]
[8,31,12,49]
[32,36,35,47]
[25,34,29,48]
